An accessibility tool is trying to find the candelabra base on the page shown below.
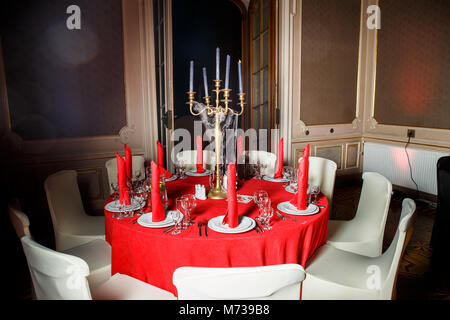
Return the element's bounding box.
[208,187,228,200]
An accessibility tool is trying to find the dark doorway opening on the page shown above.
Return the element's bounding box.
[172,0,243,145]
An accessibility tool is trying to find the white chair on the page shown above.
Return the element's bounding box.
[176,150,216,171]
[299,157,337,210]
[327,172,392,257]
[173,264,305,300]
[44,170,105,252]
[246,151,277,177]
[105,155,145,193]
[302,199,416,300]
[9,199,111,289]
[8,199,32,239]
[20,236,176,300]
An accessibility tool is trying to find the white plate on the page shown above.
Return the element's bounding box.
[208,215,256,234]
[137,211,182,228]
[285,185,297,194]
[165,175,178,182]
[186,170,212,177]
[237,195,254,204]
[105,199,144,213]
[277,201,320,216]
[263,176,289,183]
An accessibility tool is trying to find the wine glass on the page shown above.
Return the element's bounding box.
[176,197,186,230]
[177,160,186,179]
[309,185,321,205]
[170,210,183,235]
[254,190,269,221]
[283,166,294,186]
[159,174,168,210]
[111,183,119,201]
[135,185,148,216]
[181,194,197,228]
[254,161,262,179]
[261,206,274,230]
[145,166,152,180]
[209,170,216,189]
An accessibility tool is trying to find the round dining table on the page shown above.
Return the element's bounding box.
[104,175,329,297]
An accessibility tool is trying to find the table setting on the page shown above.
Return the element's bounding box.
[104,142,328,296]
[103,48,329,297]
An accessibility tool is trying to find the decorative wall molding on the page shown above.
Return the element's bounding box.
[278,0,297,164]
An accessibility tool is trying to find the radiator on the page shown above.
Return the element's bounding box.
[363,142,449,195]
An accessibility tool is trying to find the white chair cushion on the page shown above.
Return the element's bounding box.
[91,274,176,300]
[63,239,111,289]
[305,244,375,290]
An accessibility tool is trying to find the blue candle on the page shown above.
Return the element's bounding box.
[189,61,194,92]
[225,55,231,90]
[238,60,243,93]
[203,67,209,97]
[216,48,220,81]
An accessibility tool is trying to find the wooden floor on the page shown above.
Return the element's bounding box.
[7,182,450,300]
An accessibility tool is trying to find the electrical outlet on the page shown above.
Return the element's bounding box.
[407,129,415,138]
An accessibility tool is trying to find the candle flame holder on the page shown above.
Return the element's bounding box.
[187,80,245,200]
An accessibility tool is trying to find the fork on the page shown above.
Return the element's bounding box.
[277,211,298,222]
[197,222,202,237]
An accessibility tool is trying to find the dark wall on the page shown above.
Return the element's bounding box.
[1,0,126,140]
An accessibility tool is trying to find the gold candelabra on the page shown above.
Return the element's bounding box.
[187,80,245,199]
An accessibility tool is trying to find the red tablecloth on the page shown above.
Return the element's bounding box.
[104,176,329,296]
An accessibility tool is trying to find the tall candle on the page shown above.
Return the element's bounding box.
[225,55,231,90]
[189,61,194,92]
[238,60,243,93]
[216,48,220,81]
[203,67,209,97]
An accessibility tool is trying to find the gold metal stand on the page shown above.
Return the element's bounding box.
[187,80,245,200]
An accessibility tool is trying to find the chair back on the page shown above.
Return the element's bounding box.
[299,157,338,207]
[430,156,450,249]
[105,156,145,193]
[44,170,87,251]
[173,264,305,300]
[8,199,32,239]
[246,151,277,177]
[21,236,92,300]
[176,150,216,171]
[354,172,392,244]
[380,198,416,299]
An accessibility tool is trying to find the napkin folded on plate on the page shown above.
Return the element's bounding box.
[116,153,131,205]
[157,141,172,179]
[151,161,165,222]
[290,144,310,211]
[196,135,206,174]
[273,138,284,179]
[124,144,132,180]
[222,163,238,228]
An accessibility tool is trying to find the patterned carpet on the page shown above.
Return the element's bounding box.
[332,184,450,300]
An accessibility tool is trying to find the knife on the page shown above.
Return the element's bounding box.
[255,221,265,233]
